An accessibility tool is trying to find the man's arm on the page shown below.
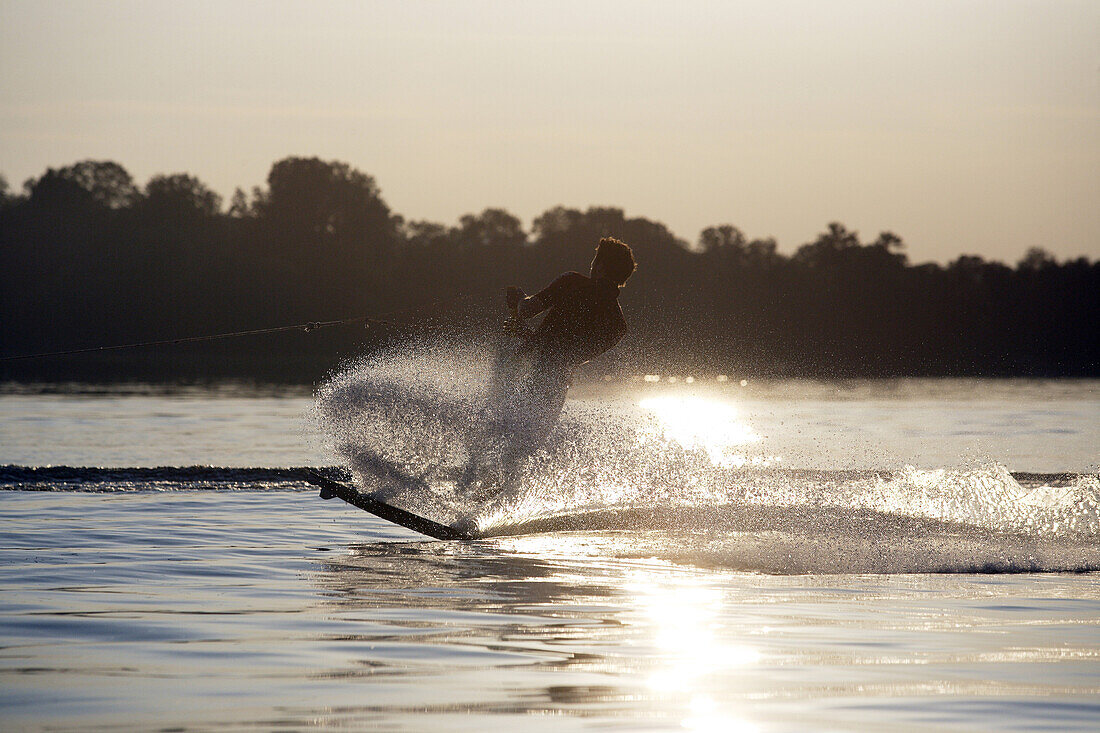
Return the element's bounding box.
[506,286,548,320]
[511,271,584,320]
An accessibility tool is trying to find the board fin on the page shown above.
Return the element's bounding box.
[301,468,475,541]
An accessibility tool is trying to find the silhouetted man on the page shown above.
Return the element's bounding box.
[465,237,636,499]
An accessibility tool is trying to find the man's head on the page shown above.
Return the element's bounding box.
[591,237,637,287]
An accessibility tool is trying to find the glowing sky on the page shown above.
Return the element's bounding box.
[1,0,1097,262]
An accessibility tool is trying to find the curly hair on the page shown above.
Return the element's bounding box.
[594,237,637,286]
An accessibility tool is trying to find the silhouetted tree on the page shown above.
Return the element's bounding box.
[453,208,526,250]
[0,174,13,209]
[254,156,396,247]
[792,222,861,268]
[227,187,253,218]
[699,225,780,270]
[532,206,687,267]
[1018,247,1057,271]
[699,224,746,255]
[139,173,222,223]
[26,160,139,210]
[1,157,1096,381]
[402,220,450,248]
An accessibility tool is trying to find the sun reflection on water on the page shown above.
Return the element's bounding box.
[490,536,763,729]
[638,395,775,468]
[631,574,761,732]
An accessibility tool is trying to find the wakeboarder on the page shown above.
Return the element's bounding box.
[464,237,636,500]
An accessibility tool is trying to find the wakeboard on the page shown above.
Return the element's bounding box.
[302,468,475,541]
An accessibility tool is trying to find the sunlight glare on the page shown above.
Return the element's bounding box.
[629,575,761,731]
[638,396,761,467]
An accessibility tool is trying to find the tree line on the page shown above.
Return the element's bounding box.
[1,157,1096,383]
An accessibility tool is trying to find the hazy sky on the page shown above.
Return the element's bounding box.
[1,0,1097,262]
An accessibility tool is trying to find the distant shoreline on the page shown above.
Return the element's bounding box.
[4,158,1097,382]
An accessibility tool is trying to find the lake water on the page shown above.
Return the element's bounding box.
[1,372,1098,731]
